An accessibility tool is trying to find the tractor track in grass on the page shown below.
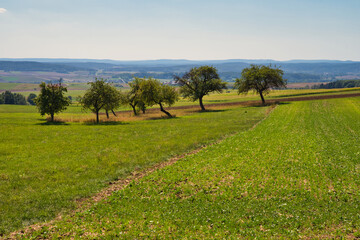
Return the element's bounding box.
[99,92,360,116]
[7,105,278,239]
[5,92,360,238]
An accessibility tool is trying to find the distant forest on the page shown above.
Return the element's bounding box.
[312,79,360,89]
[0,61,89,73]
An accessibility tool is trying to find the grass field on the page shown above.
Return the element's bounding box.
[0,83,21,90]
[0,103,269,235]
[13,97,360,239]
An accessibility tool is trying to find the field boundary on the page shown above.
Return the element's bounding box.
[7,105,278,239]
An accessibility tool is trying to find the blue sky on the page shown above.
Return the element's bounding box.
[0,0,359,60]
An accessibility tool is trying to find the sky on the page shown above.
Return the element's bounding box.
[0,0,359,61]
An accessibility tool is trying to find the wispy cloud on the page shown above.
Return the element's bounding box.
[0,8,7,14]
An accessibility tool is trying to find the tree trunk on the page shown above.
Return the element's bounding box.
[111,109,117,116]
[96,110,99,123]
[131,104,138,116]
[106,110,109,119]
[50,113,54,122]
[159,102,172,118]
[199,97,205,111]
[259,91,266,105]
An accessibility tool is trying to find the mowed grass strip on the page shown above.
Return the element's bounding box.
[0,104,268,235]
[21,97,360,239]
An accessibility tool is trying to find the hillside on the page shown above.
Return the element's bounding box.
[0,61,88,73]
[1,59,360,83]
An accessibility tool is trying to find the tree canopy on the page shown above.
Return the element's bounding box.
[80,78,121,123]
[27,93,37,105]
[234,64,286,105]
[120,77,147,116]
[174,66,227,110]
[103,87,122,119]
[0,91,27,105]
[139,78,178,117]
[35,81,71,122]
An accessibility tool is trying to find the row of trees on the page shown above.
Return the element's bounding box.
[34,64,286,123]
[0,91,37,105]
[80,77,179,122]
[312,79,360,89]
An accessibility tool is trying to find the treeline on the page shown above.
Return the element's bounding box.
[34,77,180,123]
[0,91,37,105]
[312,79,360,89]
[35,66,230,123]
[34,65,286,123]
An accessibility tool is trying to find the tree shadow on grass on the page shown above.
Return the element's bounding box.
[83,121,129,126]
[252,101,291,107]
[35,120,70,126]
[196,109,227,113]
[147,116,179,121]
[276,102,291,105]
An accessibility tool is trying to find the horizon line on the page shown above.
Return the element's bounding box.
[0,57,358,62]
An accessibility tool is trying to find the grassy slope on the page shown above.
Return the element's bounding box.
[22,97,360,239]
[0,104,268,235]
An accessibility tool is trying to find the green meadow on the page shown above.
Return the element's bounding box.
[1,88,359,238]
[0,103,268,235]
[15,97,360,239]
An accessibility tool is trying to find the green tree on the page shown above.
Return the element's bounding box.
[35,81,71,122]
[27,93,37,105]
[13,93,26,105]
[140,78,178,117]
[0,91,26,105]
[234,65,286,105]
[3,91,14,104]
[174,66,227,111]
[104,85,122,119]
[120,77,146,116]
[80,78,121,123]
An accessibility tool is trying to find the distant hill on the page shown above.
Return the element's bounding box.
[1,58,356,65]
[279,62,360,74]
[1,58,360,83]
[0,61,88,73]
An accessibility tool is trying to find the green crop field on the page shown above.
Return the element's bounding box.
[0,83,21,90]
[0,76,19,82]
[0,103,268,235]
[12,97,360,239]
